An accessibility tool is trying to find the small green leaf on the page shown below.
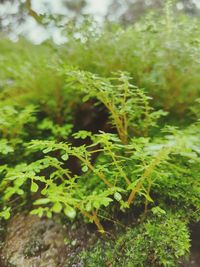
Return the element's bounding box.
[61,153,69,161]
[52,202,62,213]
[114,192,122,201]
[82,165,88,172]
[64,206,76,219]
[73,130,92,139]
[41,188,47,195]
[141,193,154,202]
[86,202,92,212]
[30,208,43,217]
[34,198,50,205]
[3,209,11,220]
[47,211,52,218]
[14,177,25,187]
[43,147,52,154]
[17,189,24,195]
[0,207,11,220]
[31,181,39,192]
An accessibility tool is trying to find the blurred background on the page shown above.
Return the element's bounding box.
[0,0,200,43]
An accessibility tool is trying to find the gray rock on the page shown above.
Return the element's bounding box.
[1,214,67,267]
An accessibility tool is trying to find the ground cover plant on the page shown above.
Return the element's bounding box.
[0,3,199,267]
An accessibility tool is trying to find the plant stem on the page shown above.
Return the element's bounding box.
[107,146,131,185]
[75,154,112,188]
[76,205,104,232]
[103,99,128,144]
[127,148,170,205]
[25,0,42,24]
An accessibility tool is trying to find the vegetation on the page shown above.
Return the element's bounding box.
[0,3,199,266]
[80,212,190,267]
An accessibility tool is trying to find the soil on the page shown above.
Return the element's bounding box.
[0,215,199,267]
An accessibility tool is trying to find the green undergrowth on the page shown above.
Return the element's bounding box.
[76,212,190,267]
[0,4,200,266]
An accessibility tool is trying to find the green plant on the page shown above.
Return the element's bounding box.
[1,70,199,233]
[0,5,199,264]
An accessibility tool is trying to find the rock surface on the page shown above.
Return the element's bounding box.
[181,223,200,267]
[1,214,67,267]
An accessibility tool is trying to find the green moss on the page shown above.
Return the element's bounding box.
[80,213,190,267]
